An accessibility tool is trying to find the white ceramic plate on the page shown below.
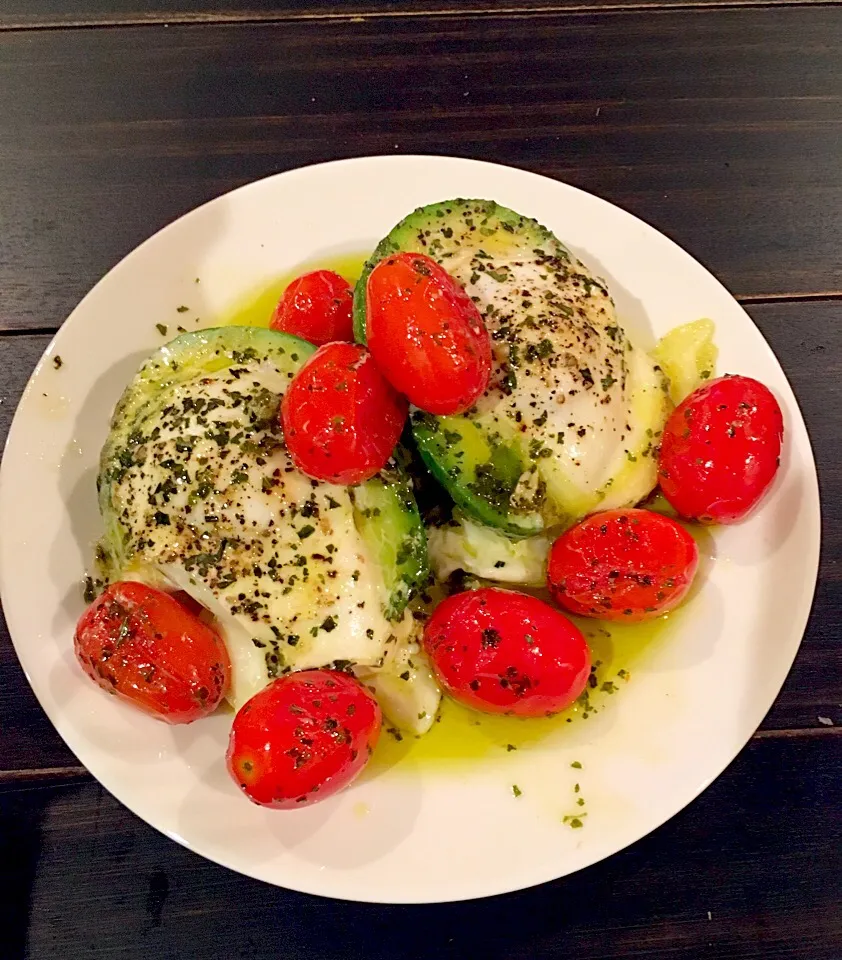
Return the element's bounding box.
[0,156,819,903]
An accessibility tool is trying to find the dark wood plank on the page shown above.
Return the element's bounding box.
[2,8,842,333]
[747,300,842,731]
[1,733,839,958]
[0,0,821,31]
[0,300,839,776]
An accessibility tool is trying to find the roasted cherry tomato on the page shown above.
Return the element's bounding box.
[74,581,230,724]
[226,670,381,809]
[547,508,698,622]
[281,341,408,484]
[423,588,590,717]
[658,375,784,523]
[270,270,354,345]
[366,252,492,415]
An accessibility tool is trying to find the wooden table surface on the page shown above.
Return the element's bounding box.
[1,2,840,957]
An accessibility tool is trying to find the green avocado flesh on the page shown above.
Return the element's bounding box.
[354,199,668,538]
[98,326,428,626]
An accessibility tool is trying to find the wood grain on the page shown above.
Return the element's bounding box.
[0,0,826,31]
[1,733,839,958]
[0,8,839,952]
[0,301,838,775]
[2,8,842,333]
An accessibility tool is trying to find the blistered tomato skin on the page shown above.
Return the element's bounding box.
[366,252,492,415]
[270,270,354,345]
[658,375,784,524]
[226,670,381,809]
[547,509,698,622]
[422,588,591,717]
[74,581,230,723]
[281,341,408,485]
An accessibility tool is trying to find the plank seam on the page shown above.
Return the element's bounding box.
[0,326,62,338]
[2,0,842,33]
[0,726,837,784]
[2,293,841,339]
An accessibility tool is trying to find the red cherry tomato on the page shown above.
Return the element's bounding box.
[423,588,590,717]
[281,341,408,484]
[226,670,381,809]
[366,252,492,415]
[74,581,230,724]
[547,509,698,622]
[270,270,354,345]
[658,375,784,523]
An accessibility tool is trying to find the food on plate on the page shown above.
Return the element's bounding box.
[281,341,407,485]
[270,269,354,345]
[355,199,670,539]
[227,669,381,808]
[75,195,784,808]
[75,580,230,723]
[365,252,492,415]
[651,318,717,405]
[95,325,430,718]
[428,516,551,586]
[423,588,590,716]
[546,508,698,622]
[658,375,784,523]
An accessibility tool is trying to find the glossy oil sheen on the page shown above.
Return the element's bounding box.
[221,254,368,329]
[372,606,685,769]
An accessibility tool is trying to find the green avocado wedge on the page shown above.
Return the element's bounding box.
[98,325,428,620]
[353,199,668,539]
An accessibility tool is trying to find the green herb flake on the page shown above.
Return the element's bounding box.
[176,305,189,313]
[53,355,63,370]
[512,784,523,798]
[83,576,96,604]
[156,323,168,336]
[571,761,582,769]
[297,524,316,540]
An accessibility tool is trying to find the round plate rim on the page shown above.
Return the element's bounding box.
[0,155,821,903]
